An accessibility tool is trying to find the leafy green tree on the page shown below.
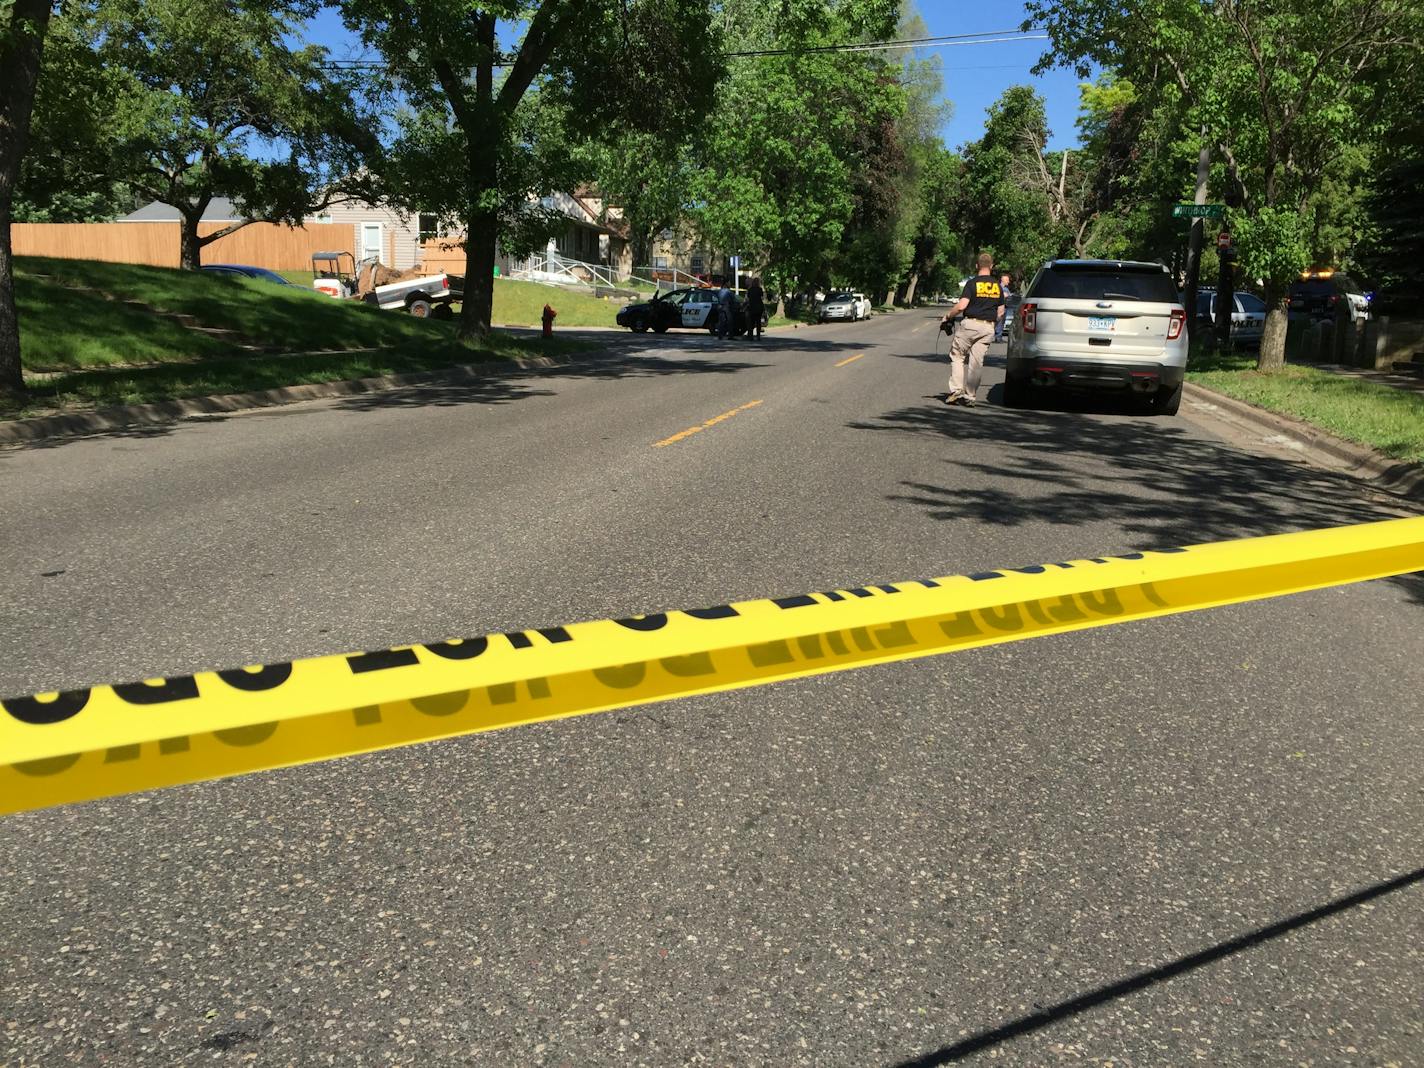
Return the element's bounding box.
[903,145,962,303]
[344,0,719,340]
[958,86,1067,277]
[689,0,904,303]
[12,11,134,223]
[1356,112,1424,296]
[1,0,56,398]
[584,135,695,273]
[1071,75,1195,265]
[92,0,380,270]
[1028,0,1424,369]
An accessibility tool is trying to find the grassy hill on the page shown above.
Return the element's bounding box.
[16,256,464,370]
[6,257,589,417]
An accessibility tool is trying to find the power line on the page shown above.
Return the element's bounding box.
[724,29,1047,58]
[320,29,1048,70]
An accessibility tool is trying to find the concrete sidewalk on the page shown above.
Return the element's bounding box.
[1304,360,1424,394]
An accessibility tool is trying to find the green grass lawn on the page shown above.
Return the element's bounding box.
[17,272,238,370]
[16,256,461,366]
[489,277,622,327]
[277,269,625,327]
[1189,350,1424,463]
[9,336,584,419]
[6,257,595,418]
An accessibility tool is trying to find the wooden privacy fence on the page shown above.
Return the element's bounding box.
[419,237,467,275]
[12,221,356,271]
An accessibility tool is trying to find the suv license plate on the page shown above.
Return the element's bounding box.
[1088,316,1116,332]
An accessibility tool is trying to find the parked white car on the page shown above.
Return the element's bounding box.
[1006,259,1188,416]
[818,291,870,322]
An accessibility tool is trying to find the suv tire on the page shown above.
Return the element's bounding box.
[1003,377,1030,409]
[1152,380,1183,416]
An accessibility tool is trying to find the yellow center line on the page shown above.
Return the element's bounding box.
[653,400,764,448]
[835,353,865,368]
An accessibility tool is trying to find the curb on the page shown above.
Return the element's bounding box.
[0,353,569,445]
[1184,382,1424,503]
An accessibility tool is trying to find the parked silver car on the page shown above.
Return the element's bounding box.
[1005,260,1188,416]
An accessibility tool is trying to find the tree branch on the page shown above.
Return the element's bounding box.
[430,50,473,130]
[496,2,579,115]
[197,218,255,246]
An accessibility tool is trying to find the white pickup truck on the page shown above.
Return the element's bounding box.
[311,251,456,319]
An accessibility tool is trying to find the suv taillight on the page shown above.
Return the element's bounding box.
[1167,307,1186,341]
[1021,302,1036,333]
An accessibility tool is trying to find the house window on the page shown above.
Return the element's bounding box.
[654,256,668,269]
[690,253,705,274]
[419,213,440,240]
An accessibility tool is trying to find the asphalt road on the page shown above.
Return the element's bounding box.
[2,309,1422,1066]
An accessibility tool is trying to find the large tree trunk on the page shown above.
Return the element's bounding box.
[0,0,55,400]
[901,270,920,306]
[0,201,22,399]
[1257,282,1288,371]
[458,206,497,340]
[632,231,652,274]
[179,214,203,270]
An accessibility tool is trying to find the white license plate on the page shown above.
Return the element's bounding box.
[1088,316,1116,332]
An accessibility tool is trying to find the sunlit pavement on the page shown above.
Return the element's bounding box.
[3,309,1421,1066]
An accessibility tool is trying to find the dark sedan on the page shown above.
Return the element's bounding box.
[201,264,300,286]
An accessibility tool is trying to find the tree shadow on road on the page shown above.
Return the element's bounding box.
[331,353,767,412]
[2,352,773,448]
[511,327,866,356]
[892,863,1424,1066]
[847,387,1424,607]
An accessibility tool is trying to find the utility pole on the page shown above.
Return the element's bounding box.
[1215,216,1235,347]
[1181,133,1210,348]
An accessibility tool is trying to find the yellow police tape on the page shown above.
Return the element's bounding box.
[3,516,1422,816]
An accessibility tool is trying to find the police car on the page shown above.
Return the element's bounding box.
[616,287,745,334]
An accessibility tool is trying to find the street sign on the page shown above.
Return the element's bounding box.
[1173,203,1226,219]
[1217,231,1231,250]
[728,254,741,268]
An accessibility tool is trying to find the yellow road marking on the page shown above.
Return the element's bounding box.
[653,400,763,448]
[835,353,864,368]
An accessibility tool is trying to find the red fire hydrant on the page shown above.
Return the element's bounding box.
[542,304,557,338]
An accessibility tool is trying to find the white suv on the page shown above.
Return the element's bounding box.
[1006,260,1187,416]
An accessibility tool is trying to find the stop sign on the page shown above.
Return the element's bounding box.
[1217,231,1231,250]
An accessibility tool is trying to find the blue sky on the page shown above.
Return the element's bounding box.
[915,2,1086,152]
[304,2,1087,151]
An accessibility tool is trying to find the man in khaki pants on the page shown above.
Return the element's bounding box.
[941,252,1004,407]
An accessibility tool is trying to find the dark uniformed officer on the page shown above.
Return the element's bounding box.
[940,252,1003,406]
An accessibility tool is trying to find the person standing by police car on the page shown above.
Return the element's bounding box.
[941,252,1003,406]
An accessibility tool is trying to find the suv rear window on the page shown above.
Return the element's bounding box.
[1290,280,1334,298]
[1029,265,1177,303]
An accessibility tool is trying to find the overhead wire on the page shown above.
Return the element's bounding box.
[319,28,1048,70]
